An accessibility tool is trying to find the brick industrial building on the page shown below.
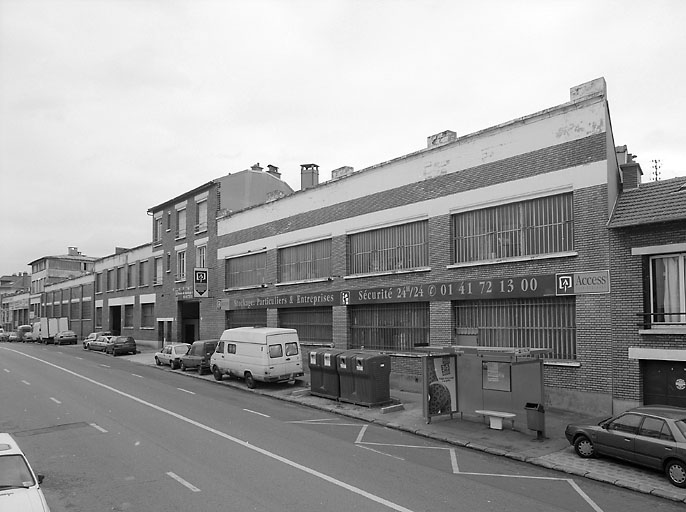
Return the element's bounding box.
[3,78,684,414]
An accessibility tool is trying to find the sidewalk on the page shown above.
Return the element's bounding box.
[122,348,686,504]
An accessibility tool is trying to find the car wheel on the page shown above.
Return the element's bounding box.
[155,357,161,366]
[212,366,223,381]
[170,360,178,369]
[180,362,186,372]
[574,435,595,458]
[666,459,686,488]
[245,372,256,389]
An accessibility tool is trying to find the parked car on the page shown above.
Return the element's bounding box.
[16,325,33,342]
[0,332,9,342]
[155,343,191,369]
[0,432,51,511]
[179,340,219,374]
[105,336,137,356]
[83,331,112,350]
[8,331,20,342]
[87,334,114,352]
[565,405,686,487]
[53,330,78,346]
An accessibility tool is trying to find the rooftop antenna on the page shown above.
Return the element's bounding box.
[651,159,661,181]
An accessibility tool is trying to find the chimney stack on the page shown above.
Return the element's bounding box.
[250,163,263,172]
[266,164,281,179]
[617,148,642,190]
[301,163,319,190]
[68,246,80,256]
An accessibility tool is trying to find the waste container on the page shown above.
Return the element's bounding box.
[308,350,324,396]
[341,352,391,406]
[525,402,545,433]
[337,351,364,403]
[310,349,346,399]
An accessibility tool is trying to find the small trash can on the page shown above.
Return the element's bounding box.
[525,402,545,432]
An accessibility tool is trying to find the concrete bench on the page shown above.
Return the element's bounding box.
[475,410,516,430]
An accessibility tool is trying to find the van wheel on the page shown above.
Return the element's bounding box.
[212,366,223,381]
[245,372,256,389]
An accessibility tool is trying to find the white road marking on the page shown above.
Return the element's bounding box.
[177,388,195,395]
[99,364,110,368]
[243,408,270,418]
[49,397,61,404]
[90,423,108,433]
[450,448,459,474]
[166,471,201,492]
[8,349,417,512]
[357,444,405,461]
[3,369,9,373]
[131,374,144,378]
[355,425,368,444]
[21,380,30,385]
[74,357,83,360]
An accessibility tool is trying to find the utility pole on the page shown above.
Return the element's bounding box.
[651,159,661,181]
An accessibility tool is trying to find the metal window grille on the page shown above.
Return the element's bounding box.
[278,239,331,282]
[452,193,573,263]
[453,297,576,359]
[225,253,266,288]
[347,221,428,275]
[225,309,267,329]
[278,307,333,343]
[349,303,430,351]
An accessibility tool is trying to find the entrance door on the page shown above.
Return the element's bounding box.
[109,306,121,336]
[643,361,686,407]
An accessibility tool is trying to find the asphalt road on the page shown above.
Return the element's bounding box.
[1,343,683,512]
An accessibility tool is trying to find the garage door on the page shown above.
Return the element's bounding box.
[643,361,686,407]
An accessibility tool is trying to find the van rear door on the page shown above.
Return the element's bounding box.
[266,333,302,381]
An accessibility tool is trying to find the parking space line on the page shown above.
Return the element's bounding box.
[21,380,30,385]
[99,364,110,368]
[3,369,9,373]
[177,388,195,395]
[166,471,201,492]
[90,423,108,433]
[357,444,405,461]
[131,374,144,378]
[49,397,61,404]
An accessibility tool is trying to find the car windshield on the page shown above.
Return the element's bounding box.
[0,454,35,488]
[675,419,686,437]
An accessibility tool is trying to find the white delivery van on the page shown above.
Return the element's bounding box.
[211,327,304,388]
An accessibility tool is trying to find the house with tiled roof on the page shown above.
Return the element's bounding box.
[608,150,686,410]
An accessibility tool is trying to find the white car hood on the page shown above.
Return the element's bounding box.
[0,487,50,511]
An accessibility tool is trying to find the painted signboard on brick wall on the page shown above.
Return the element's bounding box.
[219,270,609,310]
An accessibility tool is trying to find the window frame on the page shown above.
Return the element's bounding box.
[649,253,686,326]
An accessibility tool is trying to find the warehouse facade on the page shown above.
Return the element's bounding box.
[215,78,620,414]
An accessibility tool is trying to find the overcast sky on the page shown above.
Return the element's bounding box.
[1,0,684,278]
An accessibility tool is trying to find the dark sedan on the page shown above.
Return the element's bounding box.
[54,330,78,345]
[565,405,686,487]
[105,336,137,356]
